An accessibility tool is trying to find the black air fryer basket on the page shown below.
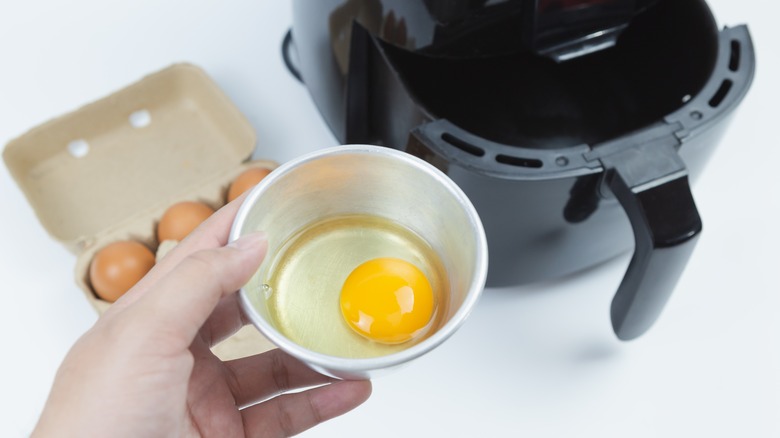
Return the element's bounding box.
[284,0,755,339]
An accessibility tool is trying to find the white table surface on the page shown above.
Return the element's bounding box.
[1,1,778,436]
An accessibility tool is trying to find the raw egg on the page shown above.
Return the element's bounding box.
[340,257,435,344]
[227,167,272,202]
[89,240,155,302]
[157,201,214,242]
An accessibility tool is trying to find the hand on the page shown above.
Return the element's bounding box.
[33,195,372,437]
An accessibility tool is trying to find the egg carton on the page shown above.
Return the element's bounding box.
[3,64,277,361]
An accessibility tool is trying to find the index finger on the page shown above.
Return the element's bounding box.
[125,231,267,350]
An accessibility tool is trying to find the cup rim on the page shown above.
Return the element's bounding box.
[229,144,488,375]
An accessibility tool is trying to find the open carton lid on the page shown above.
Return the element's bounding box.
[3,63,256,253]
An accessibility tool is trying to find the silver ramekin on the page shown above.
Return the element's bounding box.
[229,145,488,379]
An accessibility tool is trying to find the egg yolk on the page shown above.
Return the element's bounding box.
[340,257,434,344]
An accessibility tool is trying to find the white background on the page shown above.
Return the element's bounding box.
[1,1,778,436]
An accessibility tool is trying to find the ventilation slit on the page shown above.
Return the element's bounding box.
[496,154,543,168]
[729,40,741,72]
[441,133,485,157]
[708,79,733,108]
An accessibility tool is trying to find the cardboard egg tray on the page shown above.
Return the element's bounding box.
[3,64,276,360]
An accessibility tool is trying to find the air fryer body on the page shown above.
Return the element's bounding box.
[290,0,754,287]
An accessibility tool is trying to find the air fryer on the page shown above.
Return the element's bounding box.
[284,0,755,339]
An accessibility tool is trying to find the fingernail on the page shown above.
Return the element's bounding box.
[229,232,268,251]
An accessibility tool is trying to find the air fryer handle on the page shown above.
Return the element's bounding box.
[601,141,702,340]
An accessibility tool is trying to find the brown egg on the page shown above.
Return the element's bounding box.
[89,240,155,302]
[157,201,215,242]
[227,167,272,202]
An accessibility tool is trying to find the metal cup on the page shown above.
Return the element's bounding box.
[230,145,488,379]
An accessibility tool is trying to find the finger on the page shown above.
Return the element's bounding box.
[110,192,252,312]
[126,232,267,350]
[241,380,372,437]
[198,292,248,347]
[224,349,335,408]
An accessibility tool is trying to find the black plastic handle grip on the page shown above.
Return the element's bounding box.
[601,141,702,340]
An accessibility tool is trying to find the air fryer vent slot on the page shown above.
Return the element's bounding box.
[729,40,741,72]
[709,79,733,108]
[441,133,485,157]
[496,154,543,168]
